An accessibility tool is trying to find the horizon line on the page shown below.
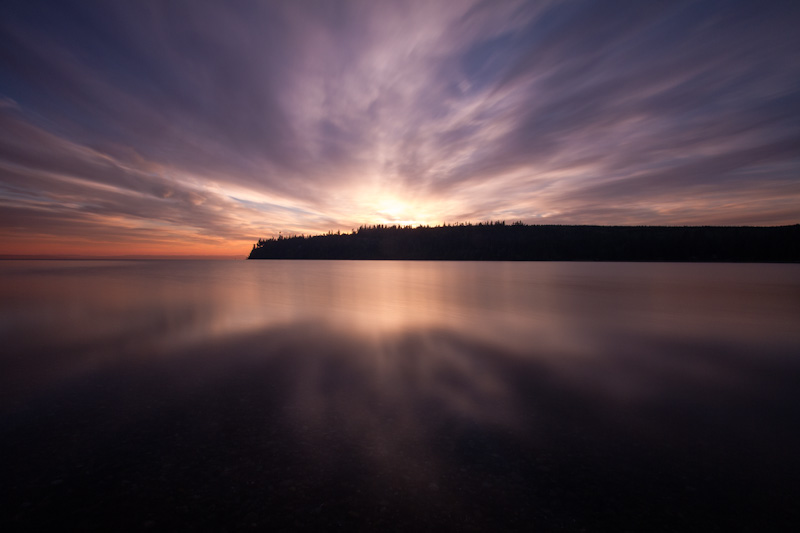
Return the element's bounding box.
[0,254,247,261]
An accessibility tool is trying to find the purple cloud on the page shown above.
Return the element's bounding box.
[1,0,798,255]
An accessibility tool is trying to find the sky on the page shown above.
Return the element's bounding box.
[0,0,798,258]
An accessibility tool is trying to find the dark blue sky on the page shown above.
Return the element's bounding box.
[1,0,798,256]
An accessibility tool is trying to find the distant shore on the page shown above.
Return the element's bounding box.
[248,223,800,262]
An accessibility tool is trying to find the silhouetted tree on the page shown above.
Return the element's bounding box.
[248,223,800,262]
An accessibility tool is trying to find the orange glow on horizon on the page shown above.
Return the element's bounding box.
[0,233,253,259]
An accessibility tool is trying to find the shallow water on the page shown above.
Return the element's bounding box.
[1,260,799,530]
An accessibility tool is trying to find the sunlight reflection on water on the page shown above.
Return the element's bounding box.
[1,260,799,530]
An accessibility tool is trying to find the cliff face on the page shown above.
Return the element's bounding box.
[249,223,800,262]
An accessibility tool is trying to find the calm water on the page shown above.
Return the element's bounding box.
[1,260,799,531]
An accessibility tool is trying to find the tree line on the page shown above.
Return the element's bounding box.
[248,222,800,262]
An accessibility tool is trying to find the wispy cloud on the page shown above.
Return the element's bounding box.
[1,0,798,256]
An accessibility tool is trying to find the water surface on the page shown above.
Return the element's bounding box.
[2,260,799,530]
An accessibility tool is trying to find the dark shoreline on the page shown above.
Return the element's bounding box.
[249,223,800,262]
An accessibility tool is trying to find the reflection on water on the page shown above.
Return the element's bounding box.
[1,260,799,530]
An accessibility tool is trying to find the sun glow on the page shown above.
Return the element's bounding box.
[368,192,440,227]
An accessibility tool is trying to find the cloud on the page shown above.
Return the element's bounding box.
[1,0,798,255]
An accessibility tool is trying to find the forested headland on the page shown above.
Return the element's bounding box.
[248,222,800,262]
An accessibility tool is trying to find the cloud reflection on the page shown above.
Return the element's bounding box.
[2,260,800,528]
